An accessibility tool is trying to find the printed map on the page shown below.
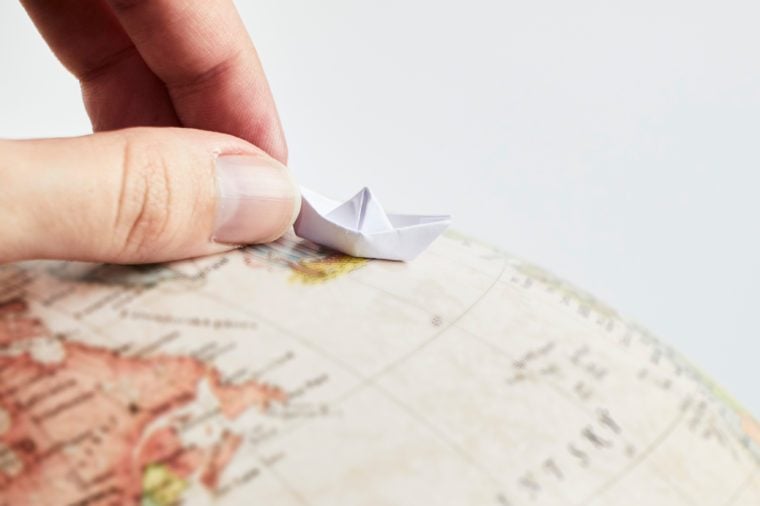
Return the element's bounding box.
[0,233,758,505]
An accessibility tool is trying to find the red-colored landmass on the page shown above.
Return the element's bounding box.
[138,426,204,481]
[0,299,285,505]
[201,431,243,489]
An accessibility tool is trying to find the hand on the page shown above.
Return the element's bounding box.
[0,0,300,264]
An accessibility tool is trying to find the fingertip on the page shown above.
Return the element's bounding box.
[212,153,300,245]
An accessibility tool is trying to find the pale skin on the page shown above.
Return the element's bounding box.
[0,0,301,264]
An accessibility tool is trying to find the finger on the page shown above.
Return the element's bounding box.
[20,0,180,129]
[0,128,300,264]
[105,0,288,163]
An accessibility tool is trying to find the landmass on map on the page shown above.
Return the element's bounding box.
[0,299,284,505]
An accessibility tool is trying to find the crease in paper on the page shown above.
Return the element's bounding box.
[293,187,451,261]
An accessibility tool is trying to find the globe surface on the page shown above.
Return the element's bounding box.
[0,232,758,505]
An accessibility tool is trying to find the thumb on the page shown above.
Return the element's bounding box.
[0,127,300,263]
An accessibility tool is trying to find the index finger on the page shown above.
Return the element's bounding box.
[106,0,287,163]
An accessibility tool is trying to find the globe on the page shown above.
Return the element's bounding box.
[0,232,757,505]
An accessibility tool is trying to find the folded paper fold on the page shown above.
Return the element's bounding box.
[293,187,451,261]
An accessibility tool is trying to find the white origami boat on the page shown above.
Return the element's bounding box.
[293,187,451,261]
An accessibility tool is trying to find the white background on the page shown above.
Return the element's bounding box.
[1,1,758,414]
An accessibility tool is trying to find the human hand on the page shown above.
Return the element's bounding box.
[0,0,299,264]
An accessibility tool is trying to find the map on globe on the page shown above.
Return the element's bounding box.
[0,232,758,505]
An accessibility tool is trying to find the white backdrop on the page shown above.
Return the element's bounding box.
[1,1,758,415]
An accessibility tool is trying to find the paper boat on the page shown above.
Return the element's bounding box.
[293,187,451,261]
